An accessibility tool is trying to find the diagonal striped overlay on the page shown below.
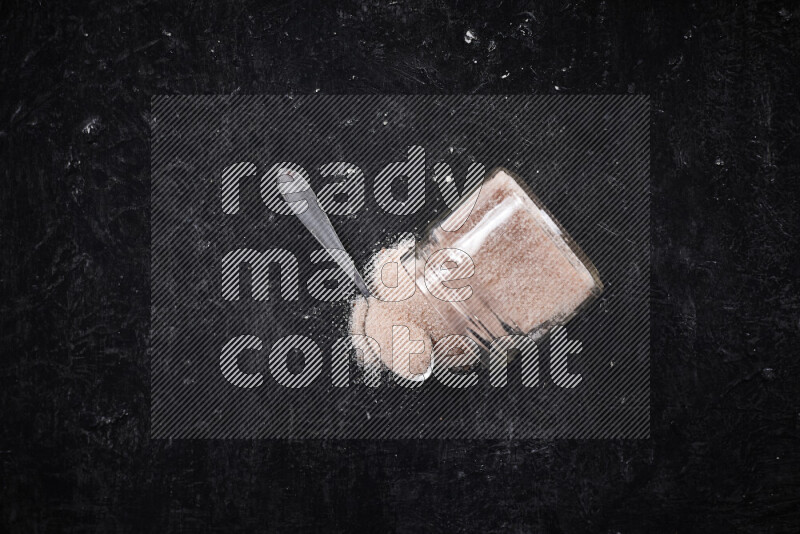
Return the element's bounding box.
[150,95,650,439]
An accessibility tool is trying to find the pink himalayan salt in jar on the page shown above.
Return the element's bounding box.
[351,168,602,380]
[400,168,602,349]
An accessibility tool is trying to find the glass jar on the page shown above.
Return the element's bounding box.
[400,167,603,355]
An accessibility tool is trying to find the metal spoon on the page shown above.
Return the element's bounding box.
[277,172,371,298]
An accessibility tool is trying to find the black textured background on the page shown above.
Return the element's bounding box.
[2,0,799,532]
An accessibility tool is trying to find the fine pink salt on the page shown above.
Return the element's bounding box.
[438,170,598,333]
[349,239,470,379]
[349,168,600,380]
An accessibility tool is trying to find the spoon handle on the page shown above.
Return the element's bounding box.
[278,173,371,298]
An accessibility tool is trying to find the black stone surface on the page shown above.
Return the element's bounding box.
[2,0,799,531]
